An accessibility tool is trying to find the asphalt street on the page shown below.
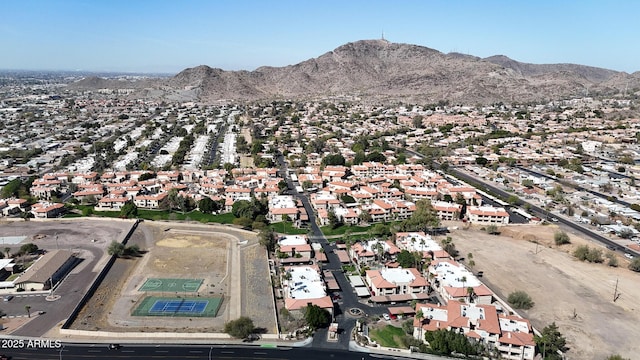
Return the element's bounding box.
[0,344,386,360]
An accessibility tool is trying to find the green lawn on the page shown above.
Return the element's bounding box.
[320,224,371,237]
[370,325,406,348]
[269,221,309,235]
[71,205,236,224]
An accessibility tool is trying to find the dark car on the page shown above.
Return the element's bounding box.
[108,344,121,350]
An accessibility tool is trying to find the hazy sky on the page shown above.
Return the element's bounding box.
[1,0,638,74]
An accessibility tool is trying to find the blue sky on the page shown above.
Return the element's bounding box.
[1,0,638,74]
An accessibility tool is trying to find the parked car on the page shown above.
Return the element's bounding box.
[624,253,634,259]
[382,313,391,321]
[3,295,14,302]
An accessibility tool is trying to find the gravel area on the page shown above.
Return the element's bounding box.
[447,223,640,360]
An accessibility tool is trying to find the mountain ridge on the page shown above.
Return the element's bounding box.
[71,39,640,104]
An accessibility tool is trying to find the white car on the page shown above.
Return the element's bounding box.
[625,253,634,259]
[382,313,391,321]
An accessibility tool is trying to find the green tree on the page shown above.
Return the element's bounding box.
[1,178,22,198]
[475,156,488,166]
[107,241,125,257]
[198,197,220,214]
[223,316,255,339]
[120,201,138,219]
[441,236,459,258]
[304,304,331,330]
[321,154,346,167]
[232,200,255,219]
[397,250,417,268]
[328,209,342,229]
[535,322,567,360]
[400,199,440,232]
[554,231,571,245]
[424,329,481,356]
[19,243,39,255]
[259,227,277,252]
[507,290,534,309]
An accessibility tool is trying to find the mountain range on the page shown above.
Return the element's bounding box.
[72,39,640,104]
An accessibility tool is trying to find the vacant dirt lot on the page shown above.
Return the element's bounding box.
[446,223,639,360]
[70,221,276,334]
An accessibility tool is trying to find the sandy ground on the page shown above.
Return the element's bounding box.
[445,223,639,360]
[69,221,277,334]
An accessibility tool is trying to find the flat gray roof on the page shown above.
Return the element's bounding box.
[15,250,74,285]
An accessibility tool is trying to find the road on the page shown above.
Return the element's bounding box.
[0,343,379,360]
[516,166,632,207]
[447,166,640,257]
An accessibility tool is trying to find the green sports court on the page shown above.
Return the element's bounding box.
[139,278,203,293]
[132,296,223,317]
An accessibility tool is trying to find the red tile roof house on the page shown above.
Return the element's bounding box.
[30,202,65,218]
[349,240,400,265]
[365,268,429,297]
[467,205,510,225]
[72,186,106,203]
[95,194,130,211]
[277,235,313,262]
[431,200,463,221]
[134,192,168,209]
[413,302,515,357]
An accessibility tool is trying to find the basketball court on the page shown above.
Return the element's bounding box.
[139,278,203,293]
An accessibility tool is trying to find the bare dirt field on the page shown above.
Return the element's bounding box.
[70,221,276,334]
[444,223,639,360]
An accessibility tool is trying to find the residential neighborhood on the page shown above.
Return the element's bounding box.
[1,73,640,359]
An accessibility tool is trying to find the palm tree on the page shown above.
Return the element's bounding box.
[467,287,475,304]
[25,305,31,318]
[460,276,467,299]
[415,309,425,341]
[374,241,385,263]
[4,247,10,259]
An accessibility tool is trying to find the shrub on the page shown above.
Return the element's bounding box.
[629,258,640,272]
[507,290,534,309]
[606,253,619,267]
[573,245,603,263]
[485,224,500,235]
[553,231,571,245]
[223,316,255,338]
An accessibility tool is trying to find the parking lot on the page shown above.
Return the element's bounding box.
[0,218,135,337]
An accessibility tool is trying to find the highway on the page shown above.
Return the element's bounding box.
[0,343,409,360]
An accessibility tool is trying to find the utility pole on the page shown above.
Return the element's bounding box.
[613,277,620,302]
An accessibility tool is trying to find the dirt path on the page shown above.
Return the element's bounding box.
[446,223,639,360]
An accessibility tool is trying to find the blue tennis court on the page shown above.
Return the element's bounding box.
[149,299,209,314]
